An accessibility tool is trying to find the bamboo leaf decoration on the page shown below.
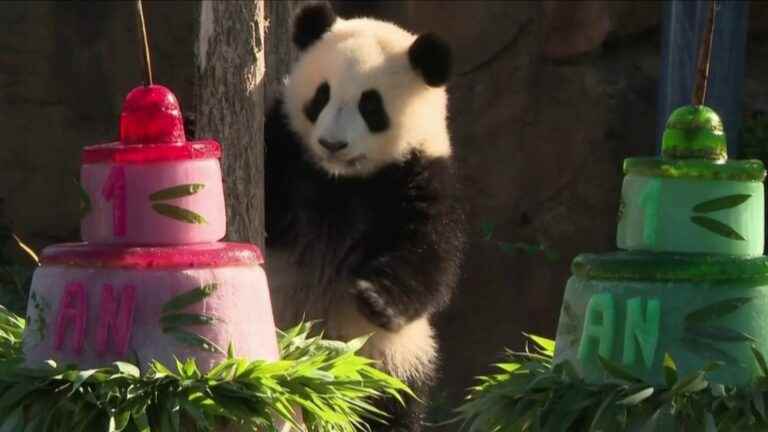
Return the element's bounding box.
[685,325,756,343]
[151,203,207,225]
[165,328,224,354]
[149,183,205,201]
[160,313,216,330]
[161,283,218,314]
[685,297,753,324]
[690,216,745,241]
[74,179,91,219]
[693,194,751,213]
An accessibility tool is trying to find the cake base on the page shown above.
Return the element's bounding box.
[22,242,278,371]
[554,252,768,386]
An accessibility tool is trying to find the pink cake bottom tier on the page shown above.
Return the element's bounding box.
[22,262,279,371]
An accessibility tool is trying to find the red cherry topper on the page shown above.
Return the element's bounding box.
[82,85,220,164]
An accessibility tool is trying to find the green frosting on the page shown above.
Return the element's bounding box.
[554,105,768,388]
[555,271,768,386]
[572,252,768,282]
[623,158,766,182]
[662,105,727,160]
[617,175,765,255]
[577,293,616,363]
[622,297,660,369]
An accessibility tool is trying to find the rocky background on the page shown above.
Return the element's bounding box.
[2,0,768,429]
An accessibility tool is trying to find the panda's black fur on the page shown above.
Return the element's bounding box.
[264,3,465,431]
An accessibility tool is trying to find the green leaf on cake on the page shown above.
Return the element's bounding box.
[681,336,739,364]
[685,297,753,324]
[160,313,217,330]
[166,328,224,354]
[151,203,207,224]
[685,325,756,343]
[149,183,206,201]
[663,353,677,386]
[693,194,751,213]
[73,178,91,219]
[690,215,746,241]
[597,355,641,382]
[161,283,218,313]
[752,345,768,377]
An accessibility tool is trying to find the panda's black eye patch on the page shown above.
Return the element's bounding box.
[303,81,330,123]
[358,89,389,133]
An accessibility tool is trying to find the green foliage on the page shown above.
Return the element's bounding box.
[481,222,559,262]
[0,227,38,316]
[454,334,768,432]
[0,307,411,432]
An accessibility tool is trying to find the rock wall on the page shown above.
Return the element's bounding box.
[0,1,197,251]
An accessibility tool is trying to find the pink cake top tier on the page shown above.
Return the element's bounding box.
[40,242,264,269]
[82,85,220,164]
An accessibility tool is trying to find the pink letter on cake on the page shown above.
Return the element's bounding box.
[102,165,127,237]
[95,284,137,356]
[53,282,87,353]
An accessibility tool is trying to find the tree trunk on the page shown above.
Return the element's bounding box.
[264,0,301,108]
[195,0,266,248]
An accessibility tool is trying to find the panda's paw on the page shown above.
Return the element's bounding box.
[352,280,406,332]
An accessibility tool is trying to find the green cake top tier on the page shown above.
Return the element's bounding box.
[617,105,767,256]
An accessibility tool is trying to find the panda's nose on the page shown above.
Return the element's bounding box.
[319,138,348,153]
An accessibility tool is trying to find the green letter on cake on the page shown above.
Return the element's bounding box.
[578,293,615,362]
[622,297,660,368]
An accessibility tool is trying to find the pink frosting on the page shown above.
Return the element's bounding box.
[23,264,279,370]
[80,159,226,245]
[40,242,264,269]
[82,85,221,164]
[95,284,137,356]
[82,141,221,164]
[53,282,87,354]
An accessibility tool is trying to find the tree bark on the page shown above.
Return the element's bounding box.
[264,0,301,108]
[195,0,266,248]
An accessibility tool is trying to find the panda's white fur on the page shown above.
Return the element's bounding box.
[265,4,464,431]
[283,17,451,177]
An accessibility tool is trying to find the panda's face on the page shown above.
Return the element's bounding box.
[284,17,451,177]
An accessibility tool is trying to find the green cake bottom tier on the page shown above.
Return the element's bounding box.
[553,252,768,387]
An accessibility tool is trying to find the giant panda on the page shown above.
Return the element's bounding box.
[264,3,465,430]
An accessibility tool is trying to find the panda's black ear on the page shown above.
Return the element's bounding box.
[408,33,452,87]
[293,2,337,50]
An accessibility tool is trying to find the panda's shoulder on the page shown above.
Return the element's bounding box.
[371,151,458,201]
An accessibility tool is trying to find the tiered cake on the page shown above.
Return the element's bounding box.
[21,85,279,370]
[554,105,768,386]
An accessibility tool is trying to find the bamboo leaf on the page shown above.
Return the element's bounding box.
[752,345,768,377]
[160,313,217,329]
[681,336,739,364]
[704,412,717,432]
[523,333,555,356]
[685,325,756,343]
[670,370,708,395]
[74,179,91,219]
[693,194,751,213]
[480,222,495,240]
[161,283,218,313]
[149,184,206,201]
[166,328,224,354]
[685,297,753,324]
[151,203,207,224]
[598,355,641,382]
[663,353,677,387]
[618,387,654,406]
[690,216,746,241]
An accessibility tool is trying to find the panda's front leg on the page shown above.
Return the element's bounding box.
[351,279,408,331]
